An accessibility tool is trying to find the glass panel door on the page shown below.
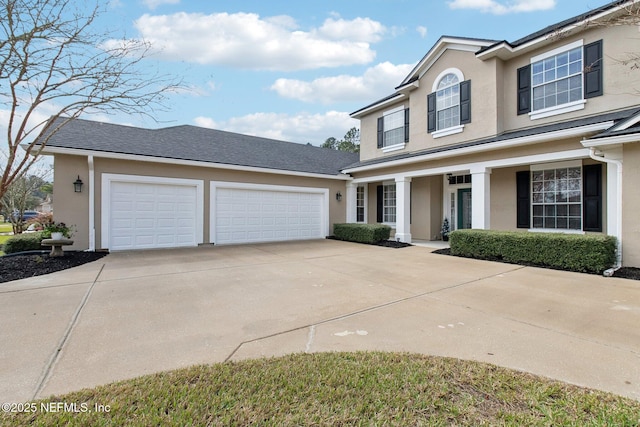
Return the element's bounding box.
[457,188,472,229]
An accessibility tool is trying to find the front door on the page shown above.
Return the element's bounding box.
[457,188,472,229]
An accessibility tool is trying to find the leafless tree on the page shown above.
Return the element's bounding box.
[549,1,640,70]
[0,0,183,201]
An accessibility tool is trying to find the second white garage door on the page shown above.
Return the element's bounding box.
[211,182,328,245]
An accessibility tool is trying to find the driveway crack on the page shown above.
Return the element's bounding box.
[31,263,106,400]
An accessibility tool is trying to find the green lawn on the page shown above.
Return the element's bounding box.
[0,234,10,256]
[3,352,639,426]
[0,222,12,234]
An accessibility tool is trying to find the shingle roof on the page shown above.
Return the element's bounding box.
[343,107,640,170]
[39,118,359,176]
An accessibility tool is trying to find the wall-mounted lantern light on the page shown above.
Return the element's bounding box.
[73,175,84,193]
[336,191,342,201]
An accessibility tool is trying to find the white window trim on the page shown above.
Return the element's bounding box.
[528,228,585,235]
[432,68,465,92]
[382,142,406,153]
[530,39,583,63]
[432,124,464,139]
[529,100,586,120]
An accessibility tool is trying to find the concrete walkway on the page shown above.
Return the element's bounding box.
[1,239,639,402]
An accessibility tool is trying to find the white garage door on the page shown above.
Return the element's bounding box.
[212,182,328,245]
[103,175,203,251]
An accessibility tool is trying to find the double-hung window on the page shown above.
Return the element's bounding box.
[377,106,409,152]
[517,39,603,119]
[532,46,583,112]
[436,74,460,130]
[427,68,471,138]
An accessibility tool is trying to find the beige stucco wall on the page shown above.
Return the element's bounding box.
[502,25,640,131]
[52,155,91,251]
[357,24,640,165]
[53,154,349,251]
[622,143,640,267]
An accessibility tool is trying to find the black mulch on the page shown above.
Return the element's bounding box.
[0,251,108,284]
[432,248,640,281]
[327,236,412,249]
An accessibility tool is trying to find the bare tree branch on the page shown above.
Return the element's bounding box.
[0,0,184,200]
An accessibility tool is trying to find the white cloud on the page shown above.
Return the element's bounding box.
[142,0,180,10]
[270,62,415,104]
[447,0,555,15]
[127,12,385,70]
[194,111,358,145]
[416,26,428,38]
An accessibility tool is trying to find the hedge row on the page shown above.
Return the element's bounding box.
[2,232,45,254]
[449,229,616,274]
[333,223,391,244]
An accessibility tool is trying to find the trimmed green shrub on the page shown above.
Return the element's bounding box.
[333,223,391,244]
[449,229,616,274]
[2,232,45,254]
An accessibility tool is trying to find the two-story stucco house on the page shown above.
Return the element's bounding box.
[41,0,640,267]
[344,0,640,267]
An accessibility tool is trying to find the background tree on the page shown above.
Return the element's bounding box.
[1,167,51,233]
[0,0,183,201]
[321,127,360,153]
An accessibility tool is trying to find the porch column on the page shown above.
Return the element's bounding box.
[345,182,357,223]
[395,177,412,242]
[471,167,491,229]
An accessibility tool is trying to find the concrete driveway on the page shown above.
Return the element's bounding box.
[2,239,639,402]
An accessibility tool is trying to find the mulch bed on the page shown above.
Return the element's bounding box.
[327,236,412,249]
[0,251,108,284]
[432,248,640,281]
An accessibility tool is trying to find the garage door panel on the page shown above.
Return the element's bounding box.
[108,179,200,251]
[213,185,325,245]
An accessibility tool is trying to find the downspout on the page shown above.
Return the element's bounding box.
[88,155,95,252]
[588,147,622,276]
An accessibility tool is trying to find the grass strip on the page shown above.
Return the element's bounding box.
[2,352,639,426]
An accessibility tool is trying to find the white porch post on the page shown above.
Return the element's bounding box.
[345,182,357,223]
[395,177,412,242]
[471,167,491,229]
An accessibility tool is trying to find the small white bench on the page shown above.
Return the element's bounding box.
[41,239,74,257]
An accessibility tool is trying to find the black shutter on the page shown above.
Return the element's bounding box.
[376,185,383,223]
[516,171,530,228]
[377,117,384,148]
[584,40,603,99]
[427,92,436,133]
[583,163,602,232]
[517,65,531,115]
[460,80,471,124]
[404,108,410,142]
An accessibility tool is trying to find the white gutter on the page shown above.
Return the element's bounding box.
[88,155,95,252]
[588,147,623,275]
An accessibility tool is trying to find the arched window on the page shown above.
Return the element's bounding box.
[436,73,460,130]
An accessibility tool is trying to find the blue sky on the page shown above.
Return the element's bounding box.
[94,0,614,145]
